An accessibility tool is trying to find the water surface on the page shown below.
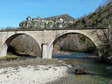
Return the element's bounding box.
[53,52,112,84]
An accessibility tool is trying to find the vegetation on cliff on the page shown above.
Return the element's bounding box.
[71,1,112,28]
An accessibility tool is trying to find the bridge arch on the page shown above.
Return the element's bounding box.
[4,33,41,57]
[48,31,100,58]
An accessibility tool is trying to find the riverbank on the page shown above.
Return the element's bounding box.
[0,58,65,68]
[0,58,111,84]
[0,53,111,84]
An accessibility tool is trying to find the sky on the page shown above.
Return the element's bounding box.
[0,0,107,28]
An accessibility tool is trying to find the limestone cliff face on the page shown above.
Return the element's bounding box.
[8,35,41,57]
[53,34,96,53]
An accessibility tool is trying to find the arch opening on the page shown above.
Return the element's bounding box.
[52,33,98,59]
[5,33,41,58]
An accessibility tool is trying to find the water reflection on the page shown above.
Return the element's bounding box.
[53,52,97,59]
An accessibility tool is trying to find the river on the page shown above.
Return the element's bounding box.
[53,52,112,84]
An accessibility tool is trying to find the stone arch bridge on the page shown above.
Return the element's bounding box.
[0,28,109,59]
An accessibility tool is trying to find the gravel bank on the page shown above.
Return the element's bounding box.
[0,65,68,84]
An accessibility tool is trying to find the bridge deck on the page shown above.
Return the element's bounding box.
[0,28,108,32]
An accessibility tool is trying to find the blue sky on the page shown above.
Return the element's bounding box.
[0,0,107,28]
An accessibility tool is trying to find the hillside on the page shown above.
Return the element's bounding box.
[71,1,112,28]
[19,1,112,29]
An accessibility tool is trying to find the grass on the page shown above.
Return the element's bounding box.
[0,54,21,59]
[0,56,66,68]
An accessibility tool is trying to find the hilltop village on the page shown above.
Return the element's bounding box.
[19,14,75,29]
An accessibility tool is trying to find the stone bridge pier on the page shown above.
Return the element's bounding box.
[42,43,53,59]
[0,28,109,59]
